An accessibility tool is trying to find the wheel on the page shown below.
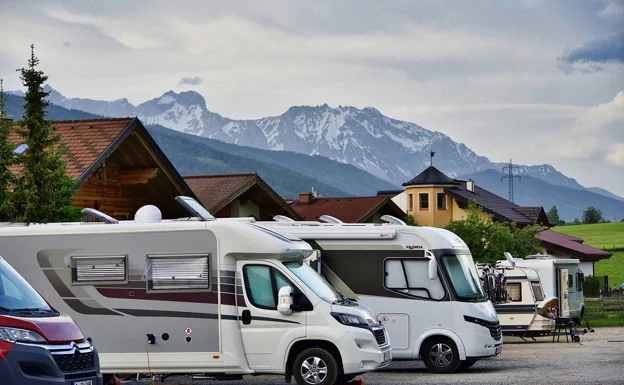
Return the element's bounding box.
[573,335,580,343]
[421,338,461,373]
[293,348,339,385]
[458,359,477,371]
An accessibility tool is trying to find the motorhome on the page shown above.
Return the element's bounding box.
[0,198,391,385]
[256,216,502,373]
[478,262,556,338]
[501,254,585,324]
[0,255,103,385]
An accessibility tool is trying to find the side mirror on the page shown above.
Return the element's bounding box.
[428,258,438,280]
[277,286,293,316]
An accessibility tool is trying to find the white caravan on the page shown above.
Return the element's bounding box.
[256,218,502,373]
[479,264,556,337]
[0,198,391,385]
[501,254,585,324]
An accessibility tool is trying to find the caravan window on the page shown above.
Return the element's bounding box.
[531,281,544,301]
[145,254,211,292]
[384,259,445,300]
[71,255,127,284]
[243,265,302,310]
[507,283,522,301]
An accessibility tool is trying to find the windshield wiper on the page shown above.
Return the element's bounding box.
[9,307,56,314]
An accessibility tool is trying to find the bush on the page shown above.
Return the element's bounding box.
[584,276,601,297]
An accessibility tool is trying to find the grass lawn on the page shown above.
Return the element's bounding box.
[556,222,624,286]
[584,299,624,327]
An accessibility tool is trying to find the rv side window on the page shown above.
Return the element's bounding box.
[243,265,300,310]
[384,259,445,300]
[531,281,544,301]
[507,283,522,301]
[71,256,127,284]
[145,254,211,292]
[569,274,573,288]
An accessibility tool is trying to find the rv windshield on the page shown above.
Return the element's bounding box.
[283,261,342,304]
[0,258,55,315]
[442,254,486,302]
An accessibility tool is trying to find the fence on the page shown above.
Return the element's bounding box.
[585,297,624,318]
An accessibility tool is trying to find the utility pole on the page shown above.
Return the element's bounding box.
[501,159,521,203]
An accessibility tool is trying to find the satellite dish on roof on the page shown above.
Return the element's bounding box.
[134,205,162,223]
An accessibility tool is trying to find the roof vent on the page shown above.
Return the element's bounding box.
[381,215,407,226]
[273,215,294,222]
[319,215,343,224]
[81,208,118,224]
[466,179,475,193]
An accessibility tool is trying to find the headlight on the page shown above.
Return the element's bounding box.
[331,312,368,328]
[0,327,47,343]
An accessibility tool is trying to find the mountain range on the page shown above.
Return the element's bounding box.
[5,88,624,221]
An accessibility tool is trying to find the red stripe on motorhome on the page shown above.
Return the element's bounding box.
[95,288,246,307]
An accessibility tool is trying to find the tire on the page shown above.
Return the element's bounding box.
[573,335,580,343]
[458,359,477,371]
[421,338,461,373]
[293,348,339,385]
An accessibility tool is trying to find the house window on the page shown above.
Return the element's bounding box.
[71,255,127,284]
[145,254,211,292]
[408,193,414,211]
[384,259,445,300]
[507,283,522,301]
[437,192,447,210]
[419,193,429,211]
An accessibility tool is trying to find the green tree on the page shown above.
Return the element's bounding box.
[12,45,81,223]
[582,206,603,224]
[572,218,581,225]
[444,202,540,263]
[547,205,565,225]
[403,215,417,226]
[0,79,16,220]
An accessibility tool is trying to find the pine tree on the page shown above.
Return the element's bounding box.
[0,79,16,220]
[547,205,564,225]
[12,45,81,223]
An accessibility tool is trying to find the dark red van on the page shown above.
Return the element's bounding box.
[0,256,103,385]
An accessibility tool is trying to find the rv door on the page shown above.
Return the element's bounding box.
[558,269,570,317]
[236,261,307,370]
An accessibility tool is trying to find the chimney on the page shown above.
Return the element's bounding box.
[299,192,314,204]
[466,179,475,193]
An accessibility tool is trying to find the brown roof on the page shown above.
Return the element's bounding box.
[536,229,612,261]
[184,173,302,219]
[9,117,135,180]
[290,195,405,223]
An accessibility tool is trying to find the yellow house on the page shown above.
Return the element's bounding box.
[401,166,549,228]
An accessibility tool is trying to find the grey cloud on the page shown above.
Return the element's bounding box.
[178,76,203,86]
[559,33,624,70]
[63,41,71,48]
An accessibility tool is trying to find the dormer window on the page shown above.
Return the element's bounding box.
[13,143,28,154]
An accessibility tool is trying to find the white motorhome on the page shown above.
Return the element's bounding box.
[255,217,502,373]
[479,263,556,337]
[0,198,391,385]
[501,254,585,324]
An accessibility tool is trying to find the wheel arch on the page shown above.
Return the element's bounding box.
[284,339,344,378]
[414,329,467,360]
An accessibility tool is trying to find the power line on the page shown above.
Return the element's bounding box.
[501,159,521,203]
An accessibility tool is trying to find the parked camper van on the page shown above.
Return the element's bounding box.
[478,262,556,337]
[256,217,502,373]
[501,254,585,324]
[0,198,391,385]
[0,256,103,385]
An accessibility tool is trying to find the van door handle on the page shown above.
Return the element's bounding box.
[242,310,251,325]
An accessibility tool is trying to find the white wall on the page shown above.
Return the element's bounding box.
[231,200,260,219]
[579,261,594,276]
[391,191,407,214]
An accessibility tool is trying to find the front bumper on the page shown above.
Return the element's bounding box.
[338,327,392,375]
[461,331,503,359]
[0,342,103,385]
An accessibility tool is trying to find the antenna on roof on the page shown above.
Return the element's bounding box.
[311,186,322,198]
[381,215,407,226]
[273,215,294,222]
[319,215,343,224]
[81,208,118,224]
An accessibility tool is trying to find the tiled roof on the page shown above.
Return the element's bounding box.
[9,118,135,180]
[445,180,546,225]
[537,229,612,261]
[184,173,257,213]
[290,195,404,223]
[403,166,459,186]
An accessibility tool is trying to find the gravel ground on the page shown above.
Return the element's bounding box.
[132,327,624,385]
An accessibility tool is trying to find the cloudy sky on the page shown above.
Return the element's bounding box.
[1,0,623,195]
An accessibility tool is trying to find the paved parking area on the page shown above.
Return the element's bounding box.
[136,327,624,385]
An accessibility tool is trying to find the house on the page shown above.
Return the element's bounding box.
[9,117,196,220]
[290,192,405,223]
[184,173,303,221]
[396,166,611,274]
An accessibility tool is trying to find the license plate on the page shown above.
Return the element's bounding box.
[383,350,391,361]
[495,346,502,355]
[73,381,92,385]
